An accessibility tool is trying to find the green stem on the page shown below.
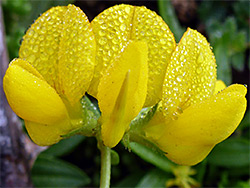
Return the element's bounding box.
[100,144,111,188]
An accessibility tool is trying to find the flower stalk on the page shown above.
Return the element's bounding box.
[100,144,111,188]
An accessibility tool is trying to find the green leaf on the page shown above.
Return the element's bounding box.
[198,1,228,25]
[230,31,246,54]
[231,53,245,71]
[42,135,85,157]
[195,160,207,183]
[248,55,250,71]
[157,0,184,41]
[218,172,229,188]
[233,0,250,30]
[236,180,250,188]
[111,149,120,165]
[115,171,145,187]
[207,138,250,167]
[32,155,90,187]
[214,43,231,85]
[135,169,169,188]
[129,142,174,173]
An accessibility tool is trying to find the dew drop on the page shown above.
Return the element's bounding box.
[99,38,107,45]
[47,47,54,55]
[197,52,204,64]
[120,23,126,31]
[33,45,39,53]
[180,55,185,61]
[26,54,36,62]
[99,30,106,36]
[125,6,130,14]
[40,53,48,61]
[176,106,183,114]
[160,38,167,45]
[100,24,107,30]
[171,112,178,120]
[176,75,182,82]
[196,67,202,74]
[112,44,119,51]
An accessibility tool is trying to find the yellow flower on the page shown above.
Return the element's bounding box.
[90,4,176,147]
[3,4,96,146]
[144,28,247,165]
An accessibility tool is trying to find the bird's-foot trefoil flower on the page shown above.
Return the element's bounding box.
[143,28,247,165]
[3,4,96,146]
[90,4,176,147]
[89,4,176,106]
[2,3,247,169]
[98,41,148,147]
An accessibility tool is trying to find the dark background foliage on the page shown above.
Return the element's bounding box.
[2,0,250,187]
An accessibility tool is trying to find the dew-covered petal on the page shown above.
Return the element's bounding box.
[19,4,95,104]
[3,59,69,124]
[154,84,247,165]
[213,80,226,94]
[19,6,66,87]
[89,4,176,106]
[162,28,217,120]
[25,119,71,146]
[58,5,95,105]
[98,41,148,148]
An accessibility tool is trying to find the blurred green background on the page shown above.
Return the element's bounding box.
[2,0,249,187]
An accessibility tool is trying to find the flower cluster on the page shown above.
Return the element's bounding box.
[3,4,247,165]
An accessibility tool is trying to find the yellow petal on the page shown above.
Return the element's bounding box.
[98,41,148,148]
[162,28,217,120]
[143,102,168,141]
[3,59,68,124]
[213,80,226,94]
[19,6,67,87]
[89,4,176,106]
[19,4,95,104]
[153,84,247,165]
[57,5,95,105]
[25,119,71,146]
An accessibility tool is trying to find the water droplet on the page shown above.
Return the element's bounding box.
[197,52,204,64]
[99,38,107,45]
[195,94,201,99]
[125,6,130,14]
[47,47,54,55]
[196,67,202,74]
[171,112,178,120]
[160,38,167,45]
[120,23,126,31]
[26,54,36,62]
[176,75,182,82]
[176,106,183,114]
[99,30,106,36]
[112,44,119,51]
[180,55,185,61]
[33,45,39,53]
[108,50,112,57]
[40,53,48,61]
[100,24,107,30]
[140,31,145,36]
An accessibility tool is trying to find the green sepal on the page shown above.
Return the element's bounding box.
[61,96,100,138]
[122,103,158,150]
